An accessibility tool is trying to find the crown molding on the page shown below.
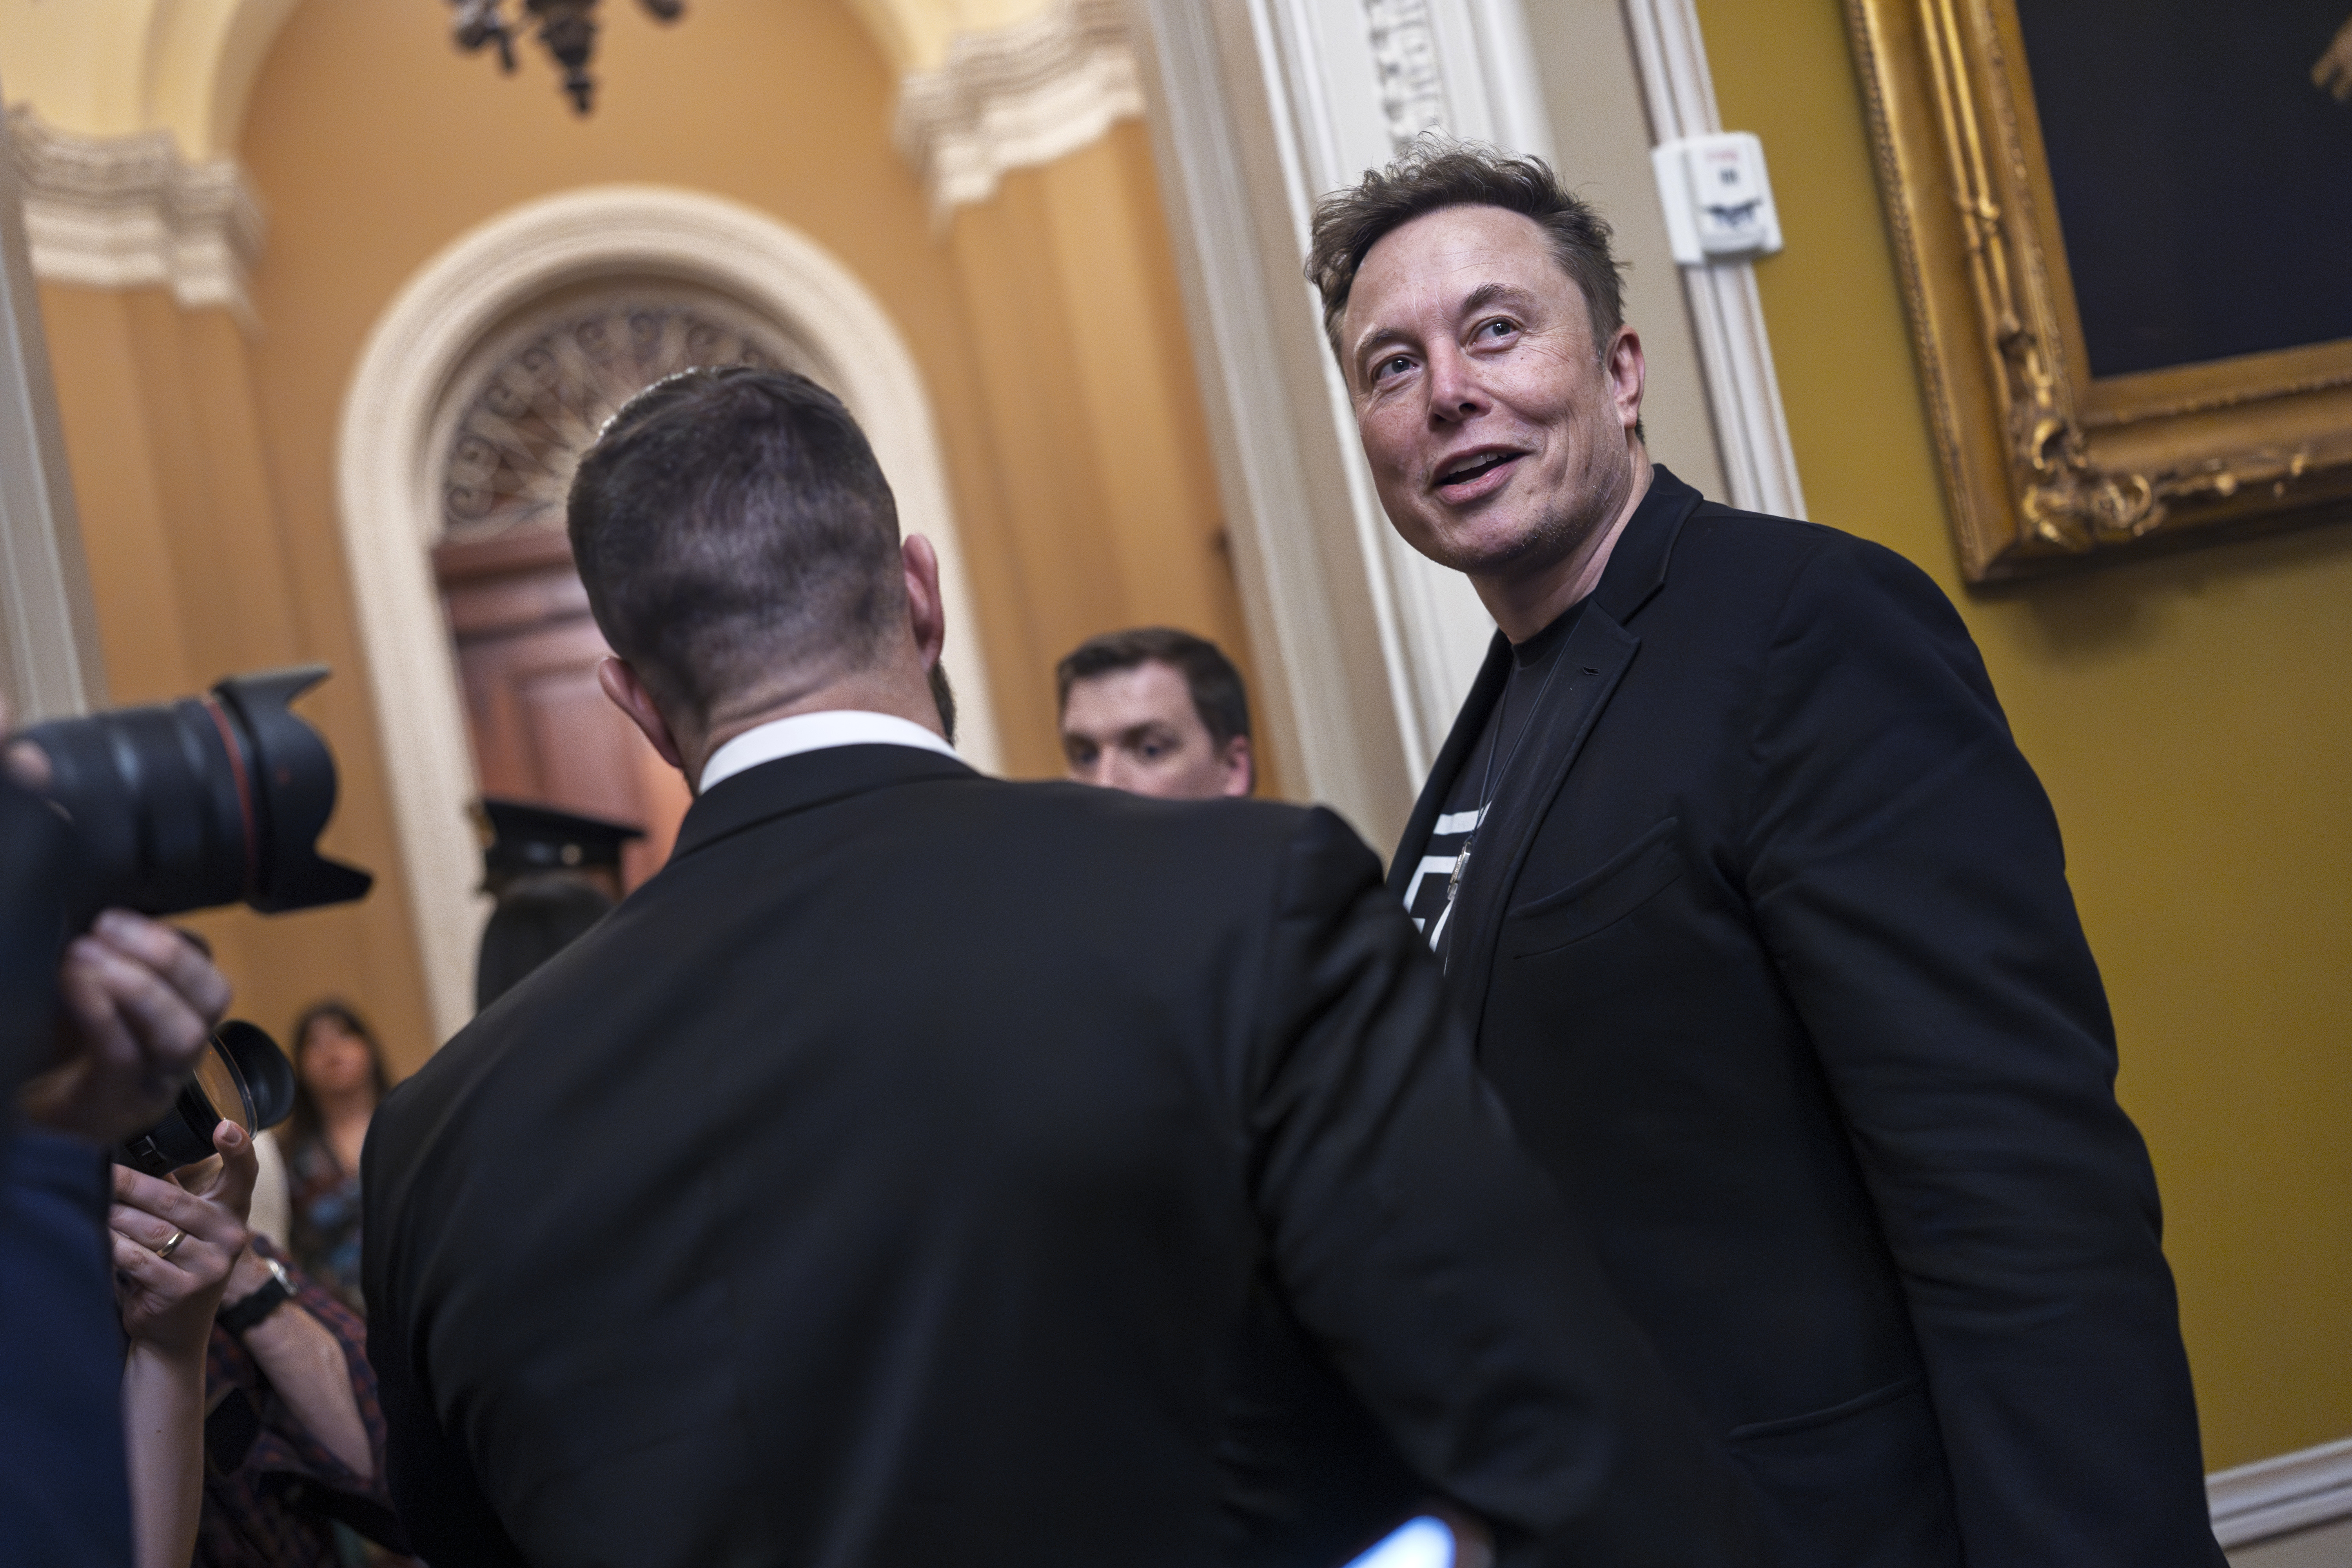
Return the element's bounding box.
[5,107,266,327]
[893,0,1143,219]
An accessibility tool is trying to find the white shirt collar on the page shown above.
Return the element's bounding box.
[698,710,963,795]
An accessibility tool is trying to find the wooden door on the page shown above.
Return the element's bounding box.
[436,529,690,892]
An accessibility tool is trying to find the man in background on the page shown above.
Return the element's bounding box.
[1057,627,1254,799]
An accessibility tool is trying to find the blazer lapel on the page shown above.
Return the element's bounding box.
[1446,466,1706,1041]
[1387,634,1513,898]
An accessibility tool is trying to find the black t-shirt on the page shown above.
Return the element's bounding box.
[1401,598,1587,967]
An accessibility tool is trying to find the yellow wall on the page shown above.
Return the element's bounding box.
[1692,0,2352,1469]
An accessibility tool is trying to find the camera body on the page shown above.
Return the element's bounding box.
[11,666,372,1169]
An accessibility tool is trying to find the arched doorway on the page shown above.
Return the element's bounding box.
[431,286,818,891]
[339,186,998,1040]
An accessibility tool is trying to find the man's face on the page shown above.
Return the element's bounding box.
[1339,205,1642,586]
[1060,661,1251,800]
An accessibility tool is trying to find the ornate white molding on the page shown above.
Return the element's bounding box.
[2210,1436,2352,1550]
[1365,0,1448,147]
[5,108,265,327]
[338,185,1000,1042]
[894,0,1144,219]
[1621,0,1806,519]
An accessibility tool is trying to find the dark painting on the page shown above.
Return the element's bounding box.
[2015,1,2352,378]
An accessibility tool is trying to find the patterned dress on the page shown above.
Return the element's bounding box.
[282,1133,365,1317]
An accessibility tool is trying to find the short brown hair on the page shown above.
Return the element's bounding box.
[1056,628,1250,748]
[567,367,904,725]
[1305,140,1629,364]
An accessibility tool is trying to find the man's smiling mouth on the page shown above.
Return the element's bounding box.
[1435,451,1519,492]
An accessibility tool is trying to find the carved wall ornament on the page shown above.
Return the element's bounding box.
[438,294,802,546]
[893,0,1142,220]
[6,107,266,326]
[1849,0,2352,580]
[1363,0,1450,149]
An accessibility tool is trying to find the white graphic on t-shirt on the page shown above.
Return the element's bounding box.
[1404,806,1486,949]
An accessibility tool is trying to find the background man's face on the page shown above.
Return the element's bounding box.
[1060,661,1251,800]
[1339,204,1639,587]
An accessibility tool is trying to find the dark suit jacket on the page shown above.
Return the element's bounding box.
[365,744,1762,1568]
[1388,467,2223,1567]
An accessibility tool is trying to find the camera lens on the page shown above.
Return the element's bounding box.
[19,665,372,923]
[191,1045,254,1137]
[118,1020,295,1177]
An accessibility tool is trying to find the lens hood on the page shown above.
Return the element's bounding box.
[19,664,372,921]
[214,668,373,913]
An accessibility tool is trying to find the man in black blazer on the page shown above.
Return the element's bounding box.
[1306,145,2224,1564]
[362,367,1763,1567]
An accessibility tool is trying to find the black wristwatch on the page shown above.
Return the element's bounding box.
[218,1257,295,1336]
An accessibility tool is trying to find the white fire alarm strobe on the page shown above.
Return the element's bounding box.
[1652,131,1783,265]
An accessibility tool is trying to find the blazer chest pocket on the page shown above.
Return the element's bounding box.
[1504,817,1683,959]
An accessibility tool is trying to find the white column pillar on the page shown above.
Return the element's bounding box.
[0,97,107,720]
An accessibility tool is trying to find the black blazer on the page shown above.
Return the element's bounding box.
[365,744,1761,1568]
[1388,468,2223,1567]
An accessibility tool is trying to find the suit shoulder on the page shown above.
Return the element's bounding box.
[953,779,1383,917]
[969,774,1325,849]
[1675,503,1956,619]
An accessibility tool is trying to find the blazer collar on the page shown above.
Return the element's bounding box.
[1591,462,1704,626]
[670,744,977,864]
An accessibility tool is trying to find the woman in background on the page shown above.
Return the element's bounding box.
[277,1002,391,1314]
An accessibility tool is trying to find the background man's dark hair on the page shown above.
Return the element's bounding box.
[1305,142,1637,437]
[1056,628,1251,748]
[568,366,906,726]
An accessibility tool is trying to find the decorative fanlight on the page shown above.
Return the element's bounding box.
[448,0,685,116]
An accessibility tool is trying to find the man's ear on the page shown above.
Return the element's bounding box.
[1606,325,1648,435]
[902,534,947,668]
[597,657,686,772]
[1220,735,1255,798]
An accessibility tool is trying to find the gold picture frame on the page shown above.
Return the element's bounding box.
[1846,0,2352,581]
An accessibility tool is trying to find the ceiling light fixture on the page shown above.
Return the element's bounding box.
[448,0,685,116]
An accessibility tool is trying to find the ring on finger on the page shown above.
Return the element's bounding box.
[154,1228,186,1261]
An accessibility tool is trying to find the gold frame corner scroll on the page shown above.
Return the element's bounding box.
[1846,0,2352,583]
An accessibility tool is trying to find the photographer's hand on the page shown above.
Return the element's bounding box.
[20,911,232,1142]
[113,1121,256,1568]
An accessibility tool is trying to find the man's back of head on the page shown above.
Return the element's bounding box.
[568,366,910,745]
